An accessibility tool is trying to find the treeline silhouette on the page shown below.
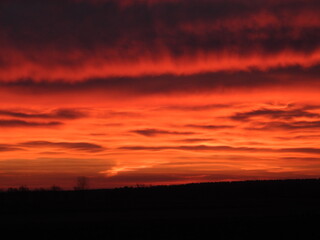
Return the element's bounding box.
[1,179,320,239]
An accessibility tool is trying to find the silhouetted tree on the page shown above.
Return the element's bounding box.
[74,176,88,190]
[7,187,17,192]
[18,186,29,192]
[50,185,62,191]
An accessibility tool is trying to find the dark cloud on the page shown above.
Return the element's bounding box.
[280,157,320,162]
[0,119,62,128]
[1,0,319,51]
[160,161,225,166]
[119,144,320,155]
[0,144,22,152]
[231,107,320,121]
[118,145,265,152]
[280,148,320,155]
[131,128,194,137]
[185,124,233,130]
[248,120,320,131]
[2,65,320,96]
[103,111,141,118]
[0,108,86,119]
[276,134,320,141]
[0,0,319,81]
[159,104,231,111]
[176,138,213,143]
[20,141,105,152]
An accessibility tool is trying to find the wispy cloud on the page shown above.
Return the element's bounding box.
[20,141,105,152]
[0,119,62,128]
[185,124,233,130]
[119,144,320,155]
[0,108,86,120]
[131,128,194,137]
[175,138,214,143]
[247,120,320,131]
[0,144,22,152]
[231,107,320,121]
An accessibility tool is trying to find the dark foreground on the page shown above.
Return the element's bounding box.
[1,179,320,239]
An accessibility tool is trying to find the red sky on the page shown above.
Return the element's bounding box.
[1,0,320,189]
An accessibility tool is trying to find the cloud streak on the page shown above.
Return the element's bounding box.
[248,120,320,131]
[0,119,62,128]
[2,66,320,99]
[132,128,194,137]
[20,141,105,152]
[185,124,233,130]
[0,108,86,119]
[231,107,320,121]
[119,144,320,155]
[0,144,22,152]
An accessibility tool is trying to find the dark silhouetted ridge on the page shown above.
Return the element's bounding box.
[1,179,320,239]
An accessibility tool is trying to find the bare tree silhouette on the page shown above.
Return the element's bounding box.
[50,185,62,191]
[74,176,88,190]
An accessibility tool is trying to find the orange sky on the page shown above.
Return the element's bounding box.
[1,0,320,189]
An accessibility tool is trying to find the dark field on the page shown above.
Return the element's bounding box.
[1,179,320,239]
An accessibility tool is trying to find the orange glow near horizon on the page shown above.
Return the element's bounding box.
[1,89,320,189]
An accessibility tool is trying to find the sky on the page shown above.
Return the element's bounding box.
[1,0,320,189]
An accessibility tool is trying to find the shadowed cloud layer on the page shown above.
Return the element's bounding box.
[248,121,320,131]
[0,119,62,128]
[185,124,232,130]
[0,108,86,120]
[20,141,105,152]
[0,144,22,152]
[1,66,320,98]
[132,128,194,137]
[231,107,320,121]
[118,145,320,155]
[0,0,320,81]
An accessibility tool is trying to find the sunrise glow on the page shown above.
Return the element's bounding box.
[1,0,320,189]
